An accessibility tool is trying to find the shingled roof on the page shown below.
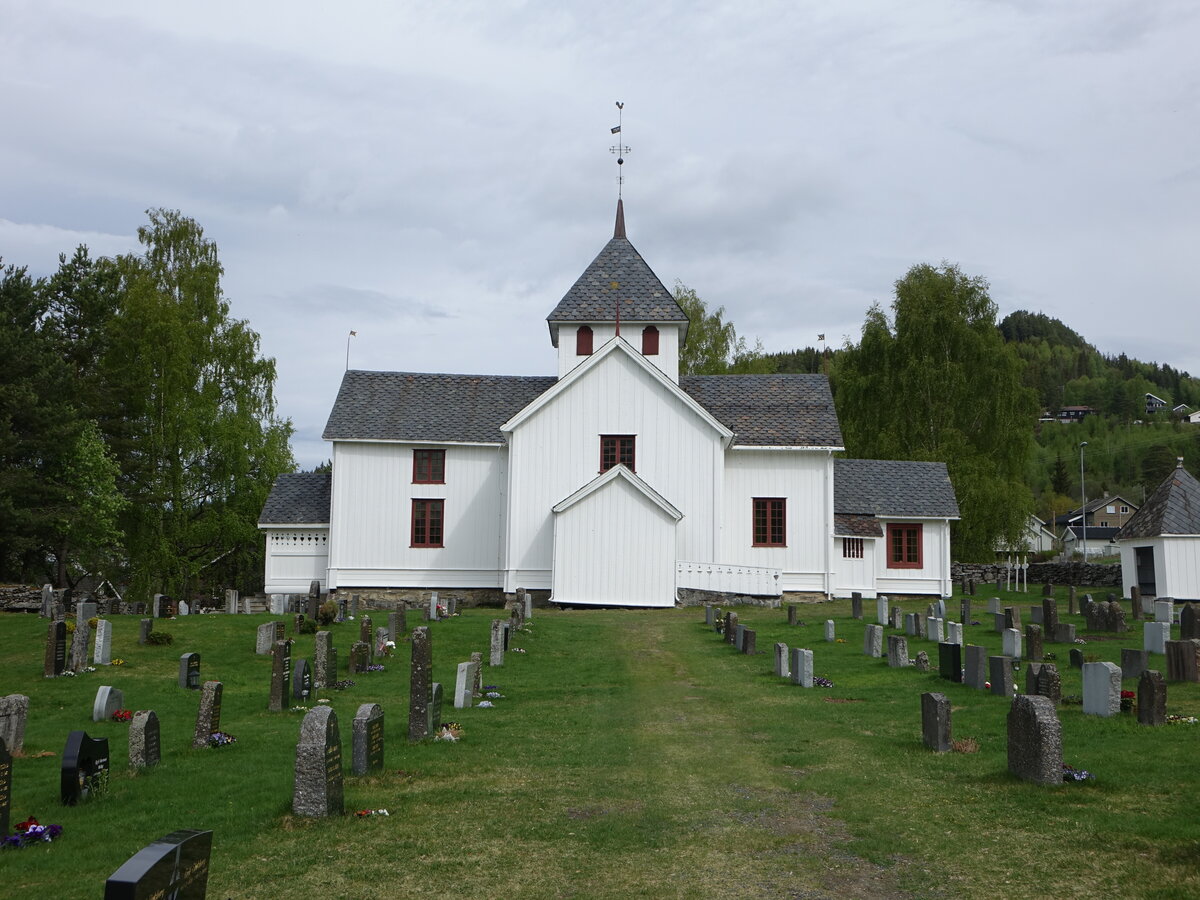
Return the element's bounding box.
[834,459,960,519]
[1116,464,1200,539]
[680,375,843,447]
[259,471,332,525]
[546,201,689,345]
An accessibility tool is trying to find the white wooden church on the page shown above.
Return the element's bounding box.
[259,202,959,605]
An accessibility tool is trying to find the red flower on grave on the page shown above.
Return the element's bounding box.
[15,817,38,833]
[1121,690,1135,699]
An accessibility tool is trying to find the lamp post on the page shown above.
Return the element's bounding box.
[1079,441,1088,561]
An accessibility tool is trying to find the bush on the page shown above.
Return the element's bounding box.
[87,617,100,629]
[299,619,318,635]
[316,600,338,626]
[145,631,174,646]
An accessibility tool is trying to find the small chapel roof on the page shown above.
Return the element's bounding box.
[834,458,960,520]
[258,471,332,525]
[679,374,843,447]
[545,200,689,345]
[1116,462,1200,538]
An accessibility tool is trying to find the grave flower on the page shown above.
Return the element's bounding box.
[2,817,63,849]
[485,691,504,699]
[111,658,126,666]
[207,731,237,747]
[511,648,526,654]
[435,722,463,740]
[355,808,390,817]
[330,679,356,690]
[813,676,835,688]
[365,664,386,672]
[1062,764,1095,782]
[1120,690,1135,713]
[477,700,494,708]
[111,709,132,723]
[1166,715,1198,725]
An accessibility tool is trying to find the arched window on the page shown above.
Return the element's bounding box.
[576,325,593,356]
[641,325,659,356]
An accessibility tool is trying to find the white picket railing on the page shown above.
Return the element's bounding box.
[676,561,781,597]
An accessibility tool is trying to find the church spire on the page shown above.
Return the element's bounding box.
[614,198,626,239]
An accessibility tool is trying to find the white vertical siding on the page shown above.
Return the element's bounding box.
[507,349,725,587]
[832,537,875,596]
[1163,536,1200,601]
[557,326,682,382]
[263,528,329,593]
[552,475,677,606]
[874,519,952,597]
[720,450,830,590]
[328,441,504,588]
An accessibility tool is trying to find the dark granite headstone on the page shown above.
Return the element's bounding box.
[938,642,962,682]
[989,656,1014,697]
[0,735,10,838]
[1053,622,1076,644]
[1035,663,1062,703]
[1165,639,1200,683]
[1181,604,1199,641]
[409,627,432,741]
[44,620,67,677]
[960,597,971,625]
[1007,695,1062,785]
[1025,624,1044,662]
[1069,648,1084,669]
[178,653,201,690]
[1042,582,1053,598]
[724,612,738,645]
[1138,670,1166,726]
[293,658,313,702]
[787,605,797,626]
[963,644,987,689]
[1121,648,1150,681]
[890,606,903,630]
[306,594,320,621]
[914,650,930,672]
[851,592,863,619]
[104,828,212,899]
[470,651,484,695]
[350,642,369,674]
[314,631,334,687]
[742,629,757,655]
[128,710,160,770]
[388,609,407,640]
[1042,598,1058,632]
[192,681,223,749]
[1131,590,1142,621]
[427,682,444,735]
[359,615,372,647]
[61,730,109,805]
[293,706,343,817]
[269,641,292,712]
[352,703,385,775]
[921,692,951,752]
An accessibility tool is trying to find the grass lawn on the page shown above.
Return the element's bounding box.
[2,588,1199,899]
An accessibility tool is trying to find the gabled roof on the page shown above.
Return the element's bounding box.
[833,513,884,538]
[1063,525,1120,542]
[323,371,555,444]
[681,374,843,448]
[552,464,682,520]
[546,202,688,345]
[1054,494,1139,525]
[259,472,332,525]
[834,459,960,519]
[1116,464,1200,539]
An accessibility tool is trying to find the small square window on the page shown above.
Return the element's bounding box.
[600,435,636,473]
[413,449,446,484]
[411,499,444,548]
[842,537,864,559]
[886,523,922,569]
[753,498,786,547]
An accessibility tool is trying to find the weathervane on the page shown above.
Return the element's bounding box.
[610,101,630,197]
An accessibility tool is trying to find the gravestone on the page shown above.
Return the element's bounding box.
[946,621,963,646]
[987,597,1001,616]
[359,615,373,649]
[1069,648,1084,669]
[889,606,903,630]
[724,612,739,646]
[192,681,223,748]
[742,629,757,655]
[41,583,54,617]
[128,710,161,770]
[1029,606,1043,625]
[0,735,9,838]
[292,658,313,702]
[1025,662,1043,696]
[790,648,813,688]
[314,631,334,687]
[178,600,189,616]
[927,617,944,644]
[876,596,888,625]
[269,641,292,712]
[306,593,319,621]
[1181,604,1199,640]
[993,612,1006,633]
[863,625,883,658]
[1004,607,1021,631]
[964,645,987,689]
[178,653,201,690]
[292,614,305,635]
[938,642,963,683]
[1025,624,1043,662]
[904,613,918,637]
[960,598,971,625]
[427,683,444,734]
[44,620,67,677]
[1131,589,1142,621]
[152,594,162,618]
[1137,670,1166,726]
[490,619,505,667]
[773,643,789,678]
[409,627,432,741]
[914,650,930,672]
[704,605,715,626]
[989,656,1014,697]
[1052,623,1076,644]
[242,596,252,615]
[389,609,407,640]
[94,619,112,665]
[1165,639,1200,682]
[93,685,124,722]
[352,703,385,775]
[1042,597,1059,632]
[61,730,109,805]
[734,624,747,651]
[824,620,835,642]
[1035,663,1061,703]
[851,592,863,619]
[69,618,91,672]
[0,694,29,754]
[470,651,484,695]
[349,642,369,674]
[787,604,797,626]
[1156,600,1175,625]
[1121,648,1149,681]
[1007,695,1062,785]
[454,661,477,708]
[293,706,343,817]
[269,594,287,615]
[921,692,951,752]
[1082,661,1121,716]
[1002,628,1022,660]
[1042,582,1053,598]
[226,588,239,614]
[104,829,212,900]
[255,622,277,655]
[138,618,153,645]
[1144,622,1170,655]
[887,635,909,668]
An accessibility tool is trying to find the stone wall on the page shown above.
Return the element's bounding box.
[337,587,525,610]
[0,585,41,613]
[951,561,1122,589]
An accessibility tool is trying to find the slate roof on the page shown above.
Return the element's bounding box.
[833,513,884,538]
[545,203,689,344]
[323,371,556,443]
[680,375,843,447]
[259,471,332,525]
[1116,465,1200,539]
[834,459,960,519]
[1063,525,1120,542]
[1054,494,1139,526]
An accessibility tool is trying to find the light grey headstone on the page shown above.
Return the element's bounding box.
[890,606,903,630]
[1082,661,1122,716]
[41,584,54,617]
[1145,621,1170,655]
[927,617,944,644]
[824,620,835,642]
[293,706,343,817]
[988,597,1001,615]
[1030,606,1043,625]
[864,624,883,658]
[93,685,123,722]
[128,710,160,769]
[773,643,789,678]
[241,596,252,615]
[427,682,443,735]
[1143,595,1156,616]
[0,694,30,754]
[225,589,238,614]
[454,661,476,709]
[946,621,963,646]
[152,594,162,618]
[1002,628,1022,660]
[1156,600,1175,625]
[256,622,276,655]
[876,596,888,625]
[94,619,112,665]
[352,703,384,775]
[704,605,715,626]
[934,599,946,619]
[1007,694,1062,785]
[734,624,747,652]
[887,635,909,668]
[177,600,189,616]
[489,619,505,667]
[429,591,439,621]
[790,648,813,688]
[523,593,532,620]
[904,613,918,637]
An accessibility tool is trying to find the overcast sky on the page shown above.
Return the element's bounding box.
[4,1,1198,468]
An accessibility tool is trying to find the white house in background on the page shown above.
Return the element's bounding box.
[1146,393,1168,415]
[1115,461,1200,602]
[1187,410,1200,425]
[259,202,959,604]
[997,514,1058,554]
[1061,525,1120,559]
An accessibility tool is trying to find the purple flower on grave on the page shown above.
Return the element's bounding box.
[813,676,835,688]
[1062,764,1094,782]
[207,731,237,747]
[365,664,386,672]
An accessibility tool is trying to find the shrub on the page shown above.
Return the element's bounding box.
[299,619,318,635]
[316,601,338,626]
[145,631,174,646]
[87,617,100,629]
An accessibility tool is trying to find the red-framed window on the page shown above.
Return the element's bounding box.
[886,523,922,568]
[411,499,444,548]
[600,435,636,473]
[576,325,594,356]
[413,449,445,484]
[641,325,659,355]
[842,537,864,559]
[753,498,786,547]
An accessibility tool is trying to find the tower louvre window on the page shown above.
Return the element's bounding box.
[576,325,593,356]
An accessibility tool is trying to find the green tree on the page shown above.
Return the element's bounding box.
[1051,452,1071,496]
[673,281,773,375]
[52,420,126,587]
[1141,443,1178,489]
[836,262,1038,560]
